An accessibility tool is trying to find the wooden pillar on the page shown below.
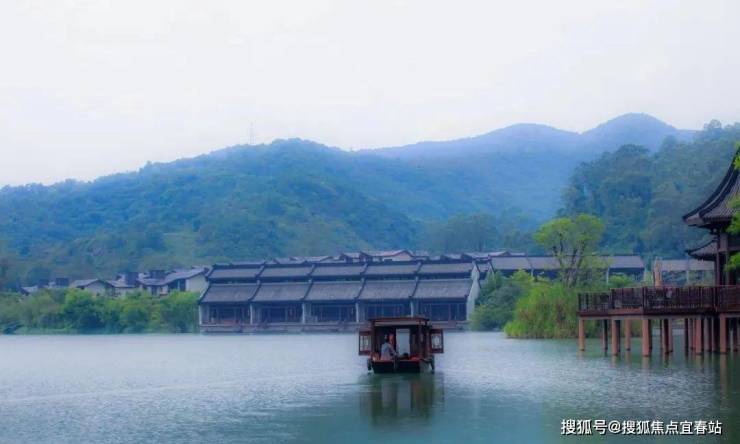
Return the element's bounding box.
[578,318,585,351]
[602,319,608,352]
[684,318,690,353]
[695,318,703,354]
[659,319,664,352]
[661,319,670,354]
[667,319,674,354]
[704,317,711,352]
[611,319,620,356]
[719,315,728,354]
[624,319,632,351]
[733,318,739,352]
[710,317,717,353]
[641,318,650,357]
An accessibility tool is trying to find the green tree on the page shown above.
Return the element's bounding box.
[472,270,532,330]
[160,291,199,332]
[533,214,605,287]
[504,282,580,338]
[19,291,63,330]
[62,289,104,332]
[119,293,153,333]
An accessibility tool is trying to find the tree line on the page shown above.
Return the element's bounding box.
[0,289,199,334]
[472,214,637,337]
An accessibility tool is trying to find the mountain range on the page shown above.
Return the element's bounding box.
[0,113,709,284]
[371,113,694,159]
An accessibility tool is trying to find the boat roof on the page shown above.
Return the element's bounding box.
[369,316,431,327]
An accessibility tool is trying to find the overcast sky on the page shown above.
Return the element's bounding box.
[1,0,739,185]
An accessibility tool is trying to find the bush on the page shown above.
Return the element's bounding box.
[472,271,531,331]
[160,291,199,332]
[62,289,104,333]
[504,282,581,338]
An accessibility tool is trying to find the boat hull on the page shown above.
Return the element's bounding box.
[370,358,433,374]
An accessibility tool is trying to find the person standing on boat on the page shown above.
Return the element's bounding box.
[380,335,397,360]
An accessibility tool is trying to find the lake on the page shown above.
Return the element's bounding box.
[0,332,738,443]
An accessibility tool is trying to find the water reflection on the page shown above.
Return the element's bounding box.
[359,374,443,424]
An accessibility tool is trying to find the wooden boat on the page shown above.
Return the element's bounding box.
[358,316,443,373]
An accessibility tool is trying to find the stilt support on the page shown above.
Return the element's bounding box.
[602,320,608,352]
[578,318,585,351]
[704,317,711,352]
[695,318,703,354]
[684,319,690,354]
[611,319,620,356]
[641,318,650,357]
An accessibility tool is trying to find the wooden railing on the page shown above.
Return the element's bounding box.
[578,286,740,314]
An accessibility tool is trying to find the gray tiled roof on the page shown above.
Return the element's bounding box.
[259,265,313,279]
[209,267,262,280]
[490,256,532,271]
[139,269,205,287]
[527,256,560,270]
[687,240,717,259]
[361,249,411,257]
[71,278,103,288]
[162,268,206,284]
[654,259,714,272]
[358,280,416,300]
[363,262,420,276]
[413,279,472,300]
[252,282,310,302]
[305,281,363,301]
[605,255,645,269]
[107,279,137,289]
[684,155,739,226]
[201,284,259,303]
[310,263,366,278]
[417,262,473,276]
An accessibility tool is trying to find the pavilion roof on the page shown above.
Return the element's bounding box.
[686,239,717,260]
[684,152,739,228]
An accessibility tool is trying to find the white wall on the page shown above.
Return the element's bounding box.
[185,274,207,294]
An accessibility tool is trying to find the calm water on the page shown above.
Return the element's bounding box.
[0,332,738,443]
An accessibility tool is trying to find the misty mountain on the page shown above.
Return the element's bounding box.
[371,113,694,159]
[0,113,703,284]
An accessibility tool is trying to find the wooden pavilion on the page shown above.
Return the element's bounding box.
[577,150,740,355]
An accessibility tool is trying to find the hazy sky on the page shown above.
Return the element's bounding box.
[1,0,739,185]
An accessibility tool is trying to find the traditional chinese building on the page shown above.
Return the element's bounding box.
[577,151,740,356]
[684,154,740,284]
[198,259,481,332]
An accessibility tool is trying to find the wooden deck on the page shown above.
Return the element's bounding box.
[577,286,740,356]
[579,286,740,317]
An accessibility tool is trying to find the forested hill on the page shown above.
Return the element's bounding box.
[0,138,543,283]
[0,113,719,286]
[561,120,740,259]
